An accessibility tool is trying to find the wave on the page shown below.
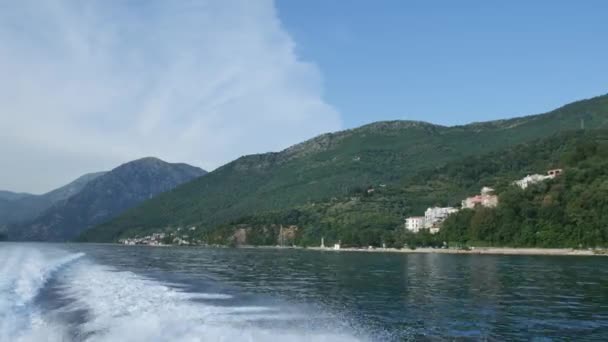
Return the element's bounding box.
[0,244,83,341]
[62,261,361,341]
[0,244,364,342]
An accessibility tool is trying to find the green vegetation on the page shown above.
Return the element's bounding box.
[440,135,608,247]
[195,130,608,249]
[78,94,608,246]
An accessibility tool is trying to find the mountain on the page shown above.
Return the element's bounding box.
[80,94,608,243]
[43,172,107,203]
[10,158,206,241]
[0,172,106,226]
[185,129,608,248]
[0,191,34,201]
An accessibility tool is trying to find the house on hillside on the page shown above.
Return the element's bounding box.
[424,207,459,233]
[514,174,550,190]
[462,187,498,209]
[405,216,425,233]
[513,169,563,189]
[548,169,563,177]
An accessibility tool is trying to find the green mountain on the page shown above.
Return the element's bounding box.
[0,172,106,226]
[80,94,608,243]
[438,130,608,248]
[10,158,206,241]
[186,129,607,248]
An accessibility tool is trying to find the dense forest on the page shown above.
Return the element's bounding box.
[186,130,608,249]
[440,134,608,248]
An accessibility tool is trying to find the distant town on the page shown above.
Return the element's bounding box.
[120,227,199,246]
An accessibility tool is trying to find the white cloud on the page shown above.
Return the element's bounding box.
[0,0,341,193]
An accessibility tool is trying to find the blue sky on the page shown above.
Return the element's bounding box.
[1,0,606,193]
[277,0,608,127]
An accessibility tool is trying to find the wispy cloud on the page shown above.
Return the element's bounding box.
[0,0,341,193]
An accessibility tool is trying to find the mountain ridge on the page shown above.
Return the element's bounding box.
[0,191,34,201]
[201,129,608,248]
[0,171,107,226]
[80,93,608,242]
[9,158,206,241]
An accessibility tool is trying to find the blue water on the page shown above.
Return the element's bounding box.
[1,243,607,341]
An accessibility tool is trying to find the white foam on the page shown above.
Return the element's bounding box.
[189,293,233,300]
[61,261,363,342]
[0,244,83,341]
[0,244,364,342]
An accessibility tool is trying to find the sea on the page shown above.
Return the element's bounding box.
[1,243,607,341]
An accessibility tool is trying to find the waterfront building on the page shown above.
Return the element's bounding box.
[424,207,459,229]
[405,216,426,233]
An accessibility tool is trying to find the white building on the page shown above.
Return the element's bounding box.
[462,187,498,209]
[514,169,563,189]
[405,216,426,233]
[481,187,495,196]
[424,207,459,230]
[513,174,550,189]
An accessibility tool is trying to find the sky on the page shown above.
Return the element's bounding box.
[0,0,607,193]
[276,0,608,127]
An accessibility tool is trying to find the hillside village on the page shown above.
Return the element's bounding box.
[405,169,563,234]
[120,168,565,247]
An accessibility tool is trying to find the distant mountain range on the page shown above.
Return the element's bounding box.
[6,158,206,241]
[79,94,608,243]
[0,191,35,201]
[0,172,106,227]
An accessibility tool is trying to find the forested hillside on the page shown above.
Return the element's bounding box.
[80,94,608,243]
[189,130,607,248]
[440,133,608,248]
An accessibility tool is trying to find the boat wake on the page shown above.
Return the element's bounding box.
[0,245,83,341]
[0,244,363,341]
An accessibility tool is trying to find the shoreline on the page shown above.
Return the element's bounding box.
[70,242,607,256]
[243,245,605,256]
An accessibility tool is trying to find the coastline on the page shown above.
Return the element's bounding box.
[101,241,607,256]
[249,245,605,256]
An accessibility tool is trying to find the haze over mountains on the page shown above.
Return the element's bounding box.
[0,172,106,227]
[80,94,608,243]
[4,158,206,241]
